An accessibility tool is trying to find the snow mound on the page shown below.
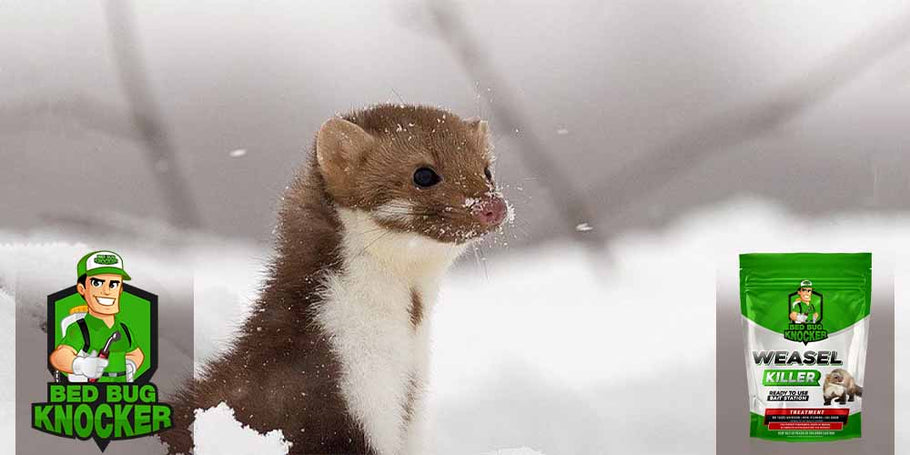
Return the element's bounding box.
[482,448,547,455]
[193,402,291,455]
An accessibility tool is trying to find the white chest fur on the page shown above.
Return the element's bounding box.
[315,208,465,455]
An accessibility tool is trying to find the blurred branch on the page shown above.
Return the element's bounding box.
[104,0,201,230]
[0,94,138,140]
[425,0,604,245]
[592,8,910,221]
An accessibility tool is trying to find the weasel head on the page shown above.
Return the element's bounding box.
[316,104,510,246]
[826,369,846,384]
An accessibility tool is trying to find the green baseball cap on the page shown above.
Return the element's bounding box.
[799,279,813,288]
[77,250,131,281]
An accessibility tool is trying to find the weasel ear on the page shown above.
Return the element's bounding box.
[316,117,374,180]
[464,117,490,139]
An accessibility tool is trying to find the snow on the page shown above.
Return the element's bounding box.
[188,197,908,454]
[574,222,593,232]
[2,197,908,454]
[193,402,292,455]
[229,149,248,158]
[482,449,546,455]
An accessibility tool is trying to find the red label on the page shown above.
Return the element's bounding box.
[768,422,844,430]
[764,408,850,431]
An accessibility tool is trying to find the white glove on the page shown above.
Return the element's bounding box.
[72,350,109,379]
[796,313,808,323]
[126,359,137,383]
[812,314,818,323]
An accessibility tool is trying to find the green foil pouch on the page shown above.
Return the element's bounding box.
[740,253,872,441]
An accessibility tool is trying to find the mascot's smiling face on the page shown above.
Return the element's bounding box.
[78,273,124,316]
[798,287,813,303]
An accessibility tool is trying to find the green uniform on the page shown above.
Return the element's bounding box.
[59,313,137,383]
[791,299,817,318]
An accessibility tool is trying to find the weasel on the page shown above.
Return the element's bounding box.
[823,368,863,406]
[160,104,509,454]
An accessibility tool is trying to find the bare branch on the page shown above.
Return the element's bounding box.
[592,8,910,221]
[104,0,201,229]
[425,0,604,245]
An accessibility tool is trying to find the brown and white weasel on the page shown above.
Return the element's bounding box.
[160,104,509,454]
[823,368,863,406]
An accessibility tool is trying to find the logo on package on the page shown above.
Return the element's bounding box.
[784,279,827,344]
[31,251,173,451]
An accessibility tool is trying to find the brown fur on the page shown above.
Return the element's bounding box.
[409,289,424,329]
[823,368,863,406]
[319,105,498,243]
[159,105,499,454]
[402,373,420,427]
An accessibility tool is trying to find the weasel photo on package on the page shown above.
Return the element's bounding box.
[740,253,872,442]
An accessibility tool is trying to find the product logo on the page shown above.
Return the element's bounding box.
[31,251,172,451]
[93,254,118,265]
[783,279,827,344]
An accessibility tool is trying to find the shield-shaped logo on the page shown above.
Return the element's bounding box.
[46,284,159,384]
[783,281,828,345]
[787,289,824,324]
[32,254,171,452]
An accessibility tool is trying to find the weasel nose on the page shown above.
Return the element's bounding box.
[472,196,507,227]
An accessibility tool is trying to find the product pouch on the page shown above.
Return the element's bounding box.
[740,253,872,441]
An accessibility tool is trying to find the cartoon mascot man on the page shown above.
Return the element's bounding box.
[49,251,144,382]
[789,279,820,324]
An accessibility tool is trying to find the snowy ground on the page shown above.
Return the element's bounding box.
[2,198,908,454]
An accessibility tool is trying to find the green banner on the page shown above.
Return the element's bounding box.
[762,369,821,387]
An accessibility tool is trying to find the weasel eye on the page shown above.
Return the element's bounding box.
[413,167,441,188]
[483,167,493,181]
